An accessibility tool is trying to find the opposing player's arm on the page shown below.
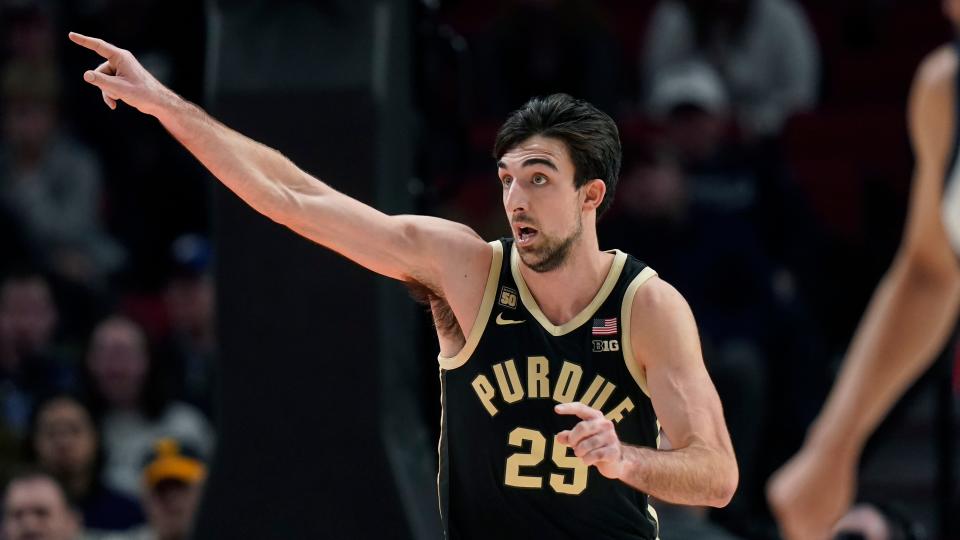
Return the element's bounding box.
[68,32,490,290]
[618,278,738,507]
[766,46,960,540]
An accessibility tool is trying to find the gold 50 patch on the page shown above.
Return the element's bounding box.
[498,286,518,309]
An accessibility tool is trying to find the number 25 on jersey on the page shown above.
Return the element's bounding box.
[504,427,589,495]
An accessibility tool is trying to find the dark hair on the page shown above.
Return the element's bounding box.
[493,93,622,218]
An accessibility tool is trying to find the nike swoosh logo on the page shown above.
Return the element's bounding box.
[495,313,525,326]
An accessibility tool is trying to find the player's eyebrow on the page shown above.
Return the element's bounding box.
[496,157,559,172]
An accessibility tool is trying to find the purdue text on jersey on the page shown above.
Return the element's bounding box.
[436,239,661,540]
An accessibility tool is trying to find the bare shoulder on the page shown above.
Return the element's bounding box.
[399,215,491,284]
[627,275,703,374]
[400,214,485,248]
[629,276,697,339]
[435,222,494,280]
[631,276,690,315]
[424,227,498,343]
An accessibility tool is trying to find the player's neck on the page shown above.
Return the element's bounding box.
[517,231,613,326]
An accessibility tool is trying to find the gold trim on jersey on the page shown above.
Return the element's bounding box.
[437,368,445,527]
[648,503,661,540]
[619,267,658,397]
[510,245,628,336]
[437,241,504,370]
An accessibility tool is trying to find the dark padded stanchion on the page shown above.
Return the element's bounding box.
[194,2,438,538]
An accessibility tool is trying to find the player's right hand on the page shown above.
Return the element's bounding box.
[68,32,170,115]
[766,442,858,540]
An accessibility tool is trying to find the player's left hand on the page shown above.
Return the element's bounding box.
[555,402,624,479]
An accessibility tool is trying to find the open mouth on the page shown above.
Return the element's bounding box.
[516,226,539,246]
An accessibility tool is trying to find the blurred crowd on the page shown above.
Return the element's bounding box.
[0,1,213,539]
[0,0,953,538]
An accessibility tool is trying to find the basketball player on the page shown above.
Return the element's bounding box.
[767,2,960,538]
[68,32,738,539]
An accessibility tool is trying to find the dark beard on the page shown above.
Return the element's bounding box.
[520,218,582,273]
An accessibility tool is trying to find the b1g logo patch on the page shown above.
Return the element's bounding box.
[498,286,518,309]
[592,339,620,352]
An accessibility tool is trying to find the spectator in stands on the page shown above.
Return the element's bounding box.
[102,438,206,540]
[27,393,144,531]
[0,270,75,439]
[0,5,54,268]
[647,58,823,311]
[159,235,217,419]
[642,0,820,137]
[0,60,124,286]
[649,60,732,159]
[84,316,212,499]
[646,60,763,215]
[2,469,82,540]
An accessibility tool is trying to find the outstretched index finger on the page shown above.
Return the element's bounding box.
[68,32,122,61]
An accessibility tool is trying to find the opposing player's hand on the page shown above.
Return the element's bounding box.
[68,32,169,115]
[555,402,624,479]
[766,443,858,540]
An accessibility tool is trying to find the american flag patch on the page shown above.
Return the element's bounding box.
[592,317,617,336]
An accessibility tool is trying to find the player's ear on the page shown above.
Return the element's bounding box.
[581,179,606,212]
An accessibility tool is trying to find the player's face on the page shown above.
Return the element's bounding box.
[945,0,960,27]
[498,135,584,273]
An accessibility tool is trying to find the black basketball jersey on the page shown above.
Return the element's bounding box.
[438,238,661,540]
